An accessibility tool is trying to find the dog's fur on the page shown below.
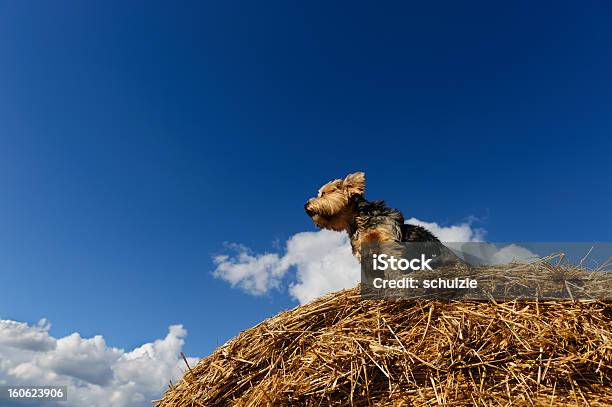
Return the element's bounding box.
[304,172,438,261]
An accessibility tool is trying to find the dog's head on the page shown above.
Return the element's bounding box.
[304,172,365,231]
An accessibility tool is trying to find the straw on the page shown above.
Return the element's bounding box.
[155,261,612,406]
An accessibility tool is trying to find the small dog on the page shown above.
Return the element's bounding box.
[304,172,438,262]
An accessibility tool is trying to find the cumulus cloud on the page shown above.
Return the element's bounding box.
[213,218,493,304]
[0,319,198,407]
[405,217,486,242]
[489,244,538,264]
[0,319,55,352]
[212,244,285,295]
[284,230,359,304]
[447,242,539,266]
[212,231,359,304]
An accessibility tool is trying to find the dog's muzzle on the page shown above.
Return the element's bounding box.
[304,200,316,217]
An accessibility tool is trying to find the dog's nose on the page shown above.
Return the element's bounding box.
[304,202,315,217]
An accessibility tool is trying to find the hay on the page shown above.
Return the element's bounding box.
[362,254,612,301]
[156,264,612,406]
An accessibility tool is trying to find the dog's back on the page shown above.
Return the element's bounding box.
[400,224,439,242]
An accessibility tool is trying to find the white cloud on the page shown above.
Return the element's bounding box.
[284,231,359,304]
[0,319,55,352]
[446,242,539,266]
[213,218,491,304]
[212,231,359,304]
[489,244,538,264]
[0,319,197,407]
[405,217,486,242]
[212,243,285,296]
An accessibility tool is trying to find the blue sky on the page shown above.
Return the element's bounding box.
[1,0,611,365]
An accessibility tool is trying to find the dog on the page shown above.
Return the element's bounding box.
[304,172,438,262]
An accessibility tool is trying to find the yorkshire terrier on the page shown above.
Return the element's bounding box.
[304,172,438,262]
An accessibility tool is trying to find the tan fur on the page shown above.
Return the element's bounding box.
[351,223,398,260]
[304,174,358,231]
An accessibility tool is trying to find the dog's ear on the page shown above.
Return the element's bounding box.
[343,172,365,197]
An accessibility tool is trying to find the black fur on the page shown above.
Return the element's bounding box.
[352,197,439,242]
[400,224,439,242]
